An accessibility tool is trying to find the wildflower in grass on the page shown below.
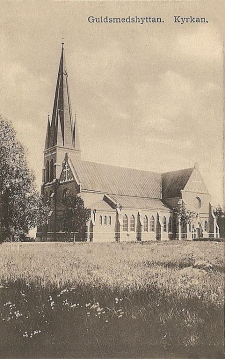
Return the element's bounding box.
[59,289,69,295]
[14,310,23,318]
[4,301,12,306]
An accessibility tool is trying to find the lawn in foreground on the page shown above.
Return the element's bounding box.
[0,241,224,358]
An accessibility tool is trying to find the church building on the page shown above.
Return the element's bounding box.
[37,44,219,242]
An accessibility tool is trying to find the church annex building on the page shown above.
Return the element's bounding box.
[37,45,219,242]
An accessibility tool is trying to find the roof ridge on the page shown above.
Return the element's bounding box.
[162,167,194,175]
[70,157,161,175]
[111,194,162,200]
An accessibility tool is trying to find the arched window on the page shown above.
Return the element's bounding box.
[168,217,172,233]
[62,189,68,203]
[46,161,49,182]
[99,216,102,226]
[204,221,208,232]
[50,159,54,182]
[189,222,192,232]
[104,216,107,225]
[123,215,128,231]
[130,215,135,231]
[144,215,148,232]
[109,216,112,225]
[150,216,155,232]
[192,225,196,239]
[194,197,202,209]
[163,216,167,232]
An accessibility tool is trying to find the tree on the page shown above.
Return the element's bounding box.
[214,205,224,219]
[62,193,90,241]
[173,200,197,234]
[176,200,196,225]
[214,205,225,238]
[0,115,49,241]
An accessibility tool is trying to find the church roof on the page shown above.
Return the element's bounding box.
[70,158,162,198]
[162,167,194,198]
[109,195,170,211]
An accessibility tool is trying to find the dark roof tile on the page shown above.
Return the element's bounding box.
[162,168,194,198]
[70,157,161,198]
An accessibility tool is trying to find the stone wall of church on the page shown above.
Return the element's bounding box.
[181,191,210,215]
[86,208,173,243]
[117,209,172,242]
[89,210,116,242]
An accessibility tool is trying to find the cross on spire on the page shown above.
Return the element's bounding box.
[63,162,70,181]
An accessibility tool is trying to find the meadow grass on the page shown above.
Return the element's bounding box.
[0,241,224,358]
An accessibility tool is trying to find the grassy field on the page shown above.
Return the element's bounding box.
[0,240,224,358]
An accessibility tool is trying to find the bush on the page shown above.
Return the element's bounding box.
[193,237,225,242]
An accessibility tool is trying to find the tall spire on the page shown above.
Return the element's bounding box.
[48,43,80,150]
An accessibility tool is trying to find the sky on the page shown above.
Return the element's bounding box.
[0,0,224,206]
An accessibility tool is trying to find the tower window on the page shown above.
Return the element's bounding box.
[130,215,135,231]
[46,161,49,182]
[49,190,53,202]
[123,215,128,232]
[104,216,107,225]
[50,159,54,182]
[62,189,68,203]
[99,216,102,226]
[143,215,148,232]
[109,216,112,225]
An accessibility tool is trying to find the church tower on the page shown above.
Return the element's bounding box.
[42,43,81,191]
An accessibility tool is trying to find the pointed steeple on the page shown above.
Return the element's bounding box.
[49,42,79,150]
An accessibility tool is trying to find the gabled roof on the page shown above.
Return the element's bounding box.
[162,167,194,198]
[78,192,114,211]
[69,157,162,198]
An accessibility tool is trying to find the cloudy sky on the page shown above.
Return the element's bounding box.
[0,1,224,205]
